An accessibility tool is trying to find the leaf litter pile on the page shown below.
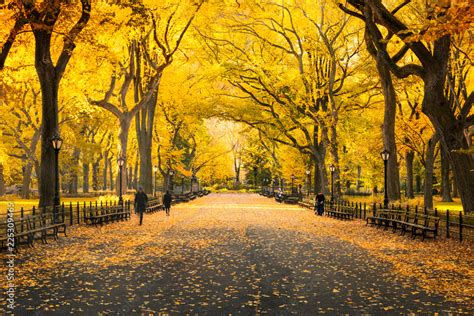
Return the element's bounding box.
[1,193,472,314]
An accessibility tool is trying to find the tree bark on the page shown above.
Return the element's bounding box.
[0,164,4,196]
[21,162,33,199]
[92,157,100,191]
[136,83,159,194]
[108,158,114,191]
[356,166,362,192]
[70,148,80,194]
[405,151,415,198]
[422,65,474,212]
[103,151,108,191]
[35,30,59,207]
[116,118,130,196]
[424,132,438,210]
[83,163,89,193]
[440,145,453,202]
[452,176,458,198]
[375,54,401,201]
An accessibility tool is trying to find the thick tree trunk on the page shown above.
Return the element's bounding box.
[83,163,89,193]
[440,146,453,202]
[136,91,158,194]
[405,151,415,198]
[0,164,5,196]
[376,55,401,201]
[35,31,59,207]
[422,68,474,212]
[424,132,438,210]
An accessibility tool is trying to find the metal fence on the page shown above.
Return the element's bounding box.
[326,200,473,242]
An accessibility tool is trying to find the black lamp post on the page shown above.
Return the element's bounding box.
[168,169,174,192]
[153,165,158,197]
[181,175,185,194]
[329,164,335,202]
[51,133,63,214]
[117,156,125,206]
[291,174,295,194]
[306,169,311,196]
[381,149,390,208]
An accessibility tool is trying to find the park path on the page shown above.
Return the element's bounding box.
[2,193,473,314]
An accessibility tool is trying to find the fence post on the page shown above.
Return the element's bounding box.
[459,211,463,242]
[77,202,80,225]
[363,203,366,219]
[69,202,73,226]
[61,203,65,223]
[20,207,24,232]
[32,206,36,217]
[446,209,450,239]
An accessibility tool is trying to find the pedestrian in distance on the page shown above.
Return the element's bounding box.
[163,190,172,216]
[134,186,148,225]
[315,192,325,216]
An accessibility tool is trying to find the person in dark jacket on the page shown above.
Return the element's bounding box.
[134,187,148,225]
[315,192,325,216]
[163,190,172,216]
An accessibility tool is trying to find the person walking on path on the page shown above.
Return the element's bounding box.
[134,187,148,225]
[163,190,172,216]
[315,192,325,216]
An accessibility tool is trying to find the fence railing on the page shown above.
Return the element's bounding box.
[321,200,473,242]
[0,200,132,227]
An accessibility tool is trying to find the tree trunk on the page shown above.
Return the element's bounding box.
[440,145,453,202]
[424,132,438,210]
[116,118,130,196]
[0,164,4,196]
[70,148,79,194]
[405,151,415,199]
[133,159,138,190]
[422,66,474,212]
[136,89,158,195]
[108,158,114,191]
[452,176,458,198]
[92,157,100,191]
[415,174,421,193]
[83,163,89,193]
[356,166,361,192]
[103,152,108,191]
[329,125,341,196]
[376,54,401,201]
[35,30,59,207]
[21,162,33,199]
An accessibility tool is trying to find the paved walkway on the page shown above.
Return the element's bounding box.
[2,193,473,314]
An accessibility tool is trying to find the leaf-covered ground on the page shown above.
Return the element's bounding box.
[1,193,473,314]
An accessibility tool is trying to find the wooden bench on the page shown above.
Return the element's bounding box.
[145,198,163,213]
[401,213,439,241]
[367,209,439,241]
[27,213,67,243]
[327,204,354,220]
[366,209,403,228]
[1,217,32,250]
[84,205,130,225]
